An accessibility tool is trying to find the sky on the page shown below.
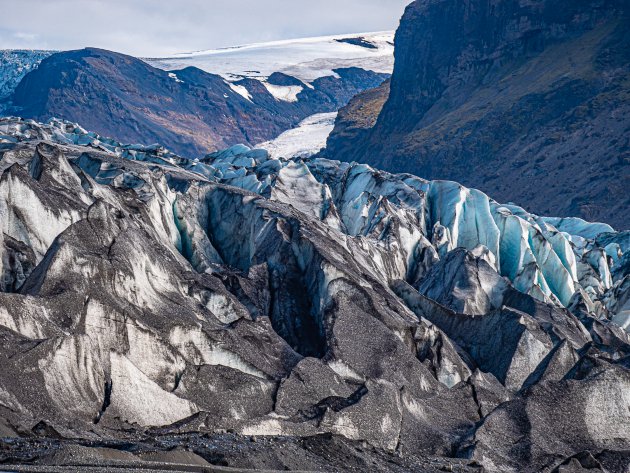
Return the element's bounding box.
[0,0,411,57]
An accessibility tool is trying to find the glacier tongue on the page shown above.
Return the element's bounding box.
[0,117,629,472]
[256,112,337,159]
[1,117,623,325]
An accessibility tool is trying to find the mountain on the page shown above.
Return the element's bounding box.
[0,116,629,472]
[324,79,390,158]
[321,0,630,230]
[2,46,388,157]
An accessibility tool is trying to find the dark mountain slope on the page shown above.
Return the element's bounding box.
[324,79,390,157]
[322,0,630,229]
[5,48,387,157]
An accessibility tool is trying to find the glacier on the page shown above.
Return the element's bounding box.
[0,116,628,473]
[199,143,624,321]
[256,112,338,159]
[2,117,625,329]
[0,50,54,102]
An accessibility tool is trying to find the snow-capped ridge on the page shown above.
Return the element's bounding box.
[146,31,395,83]
[161,31,394,59]
[262,83,303,102]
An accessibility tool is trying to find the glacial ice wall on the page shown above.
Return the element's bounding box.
[200,144,624,322]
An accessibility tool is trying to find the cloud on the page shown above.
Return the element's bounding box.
[0,0,411,56]
[13,32,38,41]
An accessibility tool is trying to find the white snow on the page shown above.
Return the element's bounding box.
[262,82,303,102]
[227,81,252,102]
[167,72,184,83]
[146,31,395,84]
[257,112,337,158]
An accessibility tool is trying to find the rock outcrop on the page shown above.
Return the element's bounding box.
[321,0,630,230]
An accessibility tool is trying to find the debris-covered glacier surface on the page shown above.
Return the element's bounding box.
[0,117,628,473]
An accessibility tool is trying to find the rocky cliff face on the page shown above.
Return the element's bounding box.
[0,117,628,472]
[324,79,390,159]
[322,0,630,230]
[3,48,387,158]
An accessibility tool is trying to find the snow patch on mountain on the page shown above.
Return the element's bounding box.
[226,81,252,102]
[168,72,184,83]
[262,83,303,102]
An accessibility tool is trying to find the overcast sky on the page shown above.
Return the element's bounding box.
[0,0,411,57]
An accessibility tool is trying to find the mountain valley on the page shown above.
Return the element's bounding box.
[0,1,629,471]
